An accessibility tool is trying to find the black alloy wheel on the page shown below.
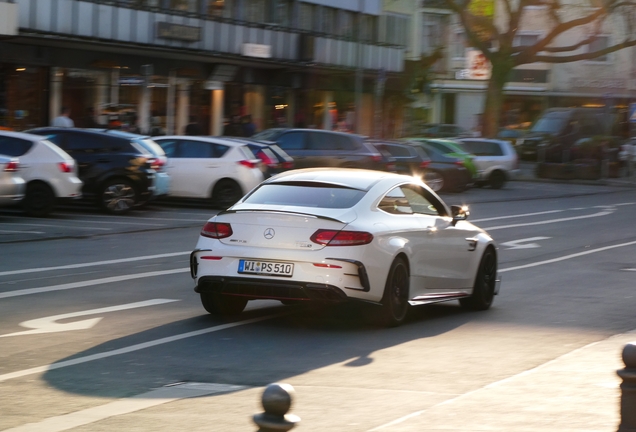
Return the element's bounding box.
[212,179,243,209]
[99,178,137,214]
[460,248,497,311]
[23,182,56,217]
[200,292,248,316]
[381,257,410,327]
[489,170,506,189]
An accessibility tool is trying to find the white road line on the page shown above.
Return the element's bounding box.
[0,314,282,383]
[483,210,612,230]
[0,268,189,299]
[2,382,249,432]
[500,239,636,273]
[0,251,190,276]
[0,229,45,234]
[2,222,112,231]
[56,213,209,222]
[471,209,565,222]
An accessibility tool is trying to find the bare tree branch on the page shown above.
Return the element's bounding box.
[532,37,636,62]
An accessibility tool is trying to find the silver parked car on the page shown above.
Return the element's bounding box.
[0,155,26,207]
[457,138,520,189]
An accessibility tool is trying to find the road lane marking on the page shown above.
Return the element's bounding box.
[500,237,551,250]
[0,268,189,299]
[0,251,190,276]
[0,314,283,383]
[2,222,112,230]
[2,382,248,432]
[471,209,565,222]
[483,210,613,230]
[0,299,179,338]
[500,239,636,273]
[0,229,45,234]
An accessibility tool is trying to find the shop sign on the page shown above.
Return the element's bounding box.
[569,78,626,89]
[119,77,145,86]
[156,22,201,42]
[242,43,272,59]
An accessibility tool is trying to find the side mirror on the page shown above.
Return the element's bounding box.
[451,205,469,226]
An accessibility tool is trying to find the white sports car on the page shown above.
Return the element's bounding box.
[190,168,501,326]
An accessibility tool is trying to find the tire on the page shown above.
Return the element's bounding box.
[200,292,247,316]
[489,171,506,189]
[23,182,56,217]
[424,171,444,192]
[212,179,243,210]
[99,178,137,214]
[380,257,410,327]
[460,248,497,311]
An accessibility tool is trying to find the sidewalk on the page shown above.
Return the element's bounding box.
[385,331,636,431]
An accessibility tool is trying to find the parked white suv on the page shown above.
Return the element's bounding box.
[152,136,263,209]
[457,138,519,189]
[0,131,82,216]
[0,155,26,207]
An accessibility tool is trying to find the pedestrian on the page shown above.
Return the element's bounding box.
[241,114,256,137]
[149,116,165,136]
[184,115,203,136]
[223,115,244,137]
[52,106,74,128]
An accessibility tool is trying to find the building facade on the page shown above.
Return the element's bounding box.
[0,0,406,136]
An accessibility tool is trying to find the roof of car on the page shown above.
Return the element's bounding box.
[0,130,55,142]
[154,136,250,147]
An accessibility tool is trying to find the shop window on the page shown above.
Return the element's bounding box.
[207,0,233,18]
[170,0,199,12]
[245,0,266,23]
[268,0,292,27]
[298,3,316,31]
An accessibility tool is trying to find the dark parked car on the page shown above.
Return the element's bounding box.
[418,124,473,139]
[252,128,396,172]
[518,108,607,162]
[221,137,294,178]
[27,127,155,214]
[371,140,471,192]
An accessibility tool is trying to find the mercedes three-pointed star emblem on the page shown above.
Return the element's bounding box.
[263,228,275,239]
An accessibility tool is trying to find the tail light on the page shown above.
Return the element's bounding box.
[310,229,373,246]
[454,160,465,167]
[238,159,259,169]
[370,154,383,163]
[256,150,278,168]
[58,161,74,173]
[4,160,19,172]
[281,161,294,170]
[201,222,233,239]
[419,160,430,169]
[385,162,397,172]
[148,157,166,171]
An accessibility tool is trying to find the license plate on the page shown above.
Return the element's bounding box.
[238,260,294,277]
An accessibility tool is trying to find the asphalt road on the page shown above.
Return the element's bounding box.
[1,181,635,431]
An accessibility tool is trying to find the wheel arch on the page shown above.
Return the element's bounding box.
[209,177,242,198]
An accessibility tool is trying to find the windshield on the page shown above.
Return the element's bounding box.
[531,115,566,134]
[252,129,284,141]
[243,183,366,209]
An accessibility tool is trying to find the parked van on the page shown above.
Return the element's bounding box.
[518,108,607,162]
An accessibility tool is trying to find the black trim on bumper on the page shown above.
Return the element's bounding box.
[195,276,349,303]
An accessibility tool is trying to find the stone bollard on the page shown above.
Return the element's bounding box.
[253,383,300,432]
[617,342,636,431]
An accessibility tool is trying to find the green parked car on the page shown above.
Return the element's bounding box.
[406,137,479,179]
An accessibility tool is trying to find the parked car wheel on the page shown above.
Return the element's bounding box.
[459,248,497,311]
[99,178,137,214]
[212,179,243,209]
[200,292,247,316]
[23,182,56,217]
[424,170,444,192]
[380,257,410,327]
[489,170,506,189]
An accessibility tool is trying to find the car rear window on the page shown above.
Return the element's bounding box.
[0,136,34,156]
[460,141,504,156]
[243,183,366,209]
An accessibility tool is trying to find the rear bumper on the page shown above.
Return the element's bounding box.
[195,275,349,303]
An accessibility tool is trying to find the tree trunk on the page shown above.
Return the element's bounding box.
[481,61,512,138]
